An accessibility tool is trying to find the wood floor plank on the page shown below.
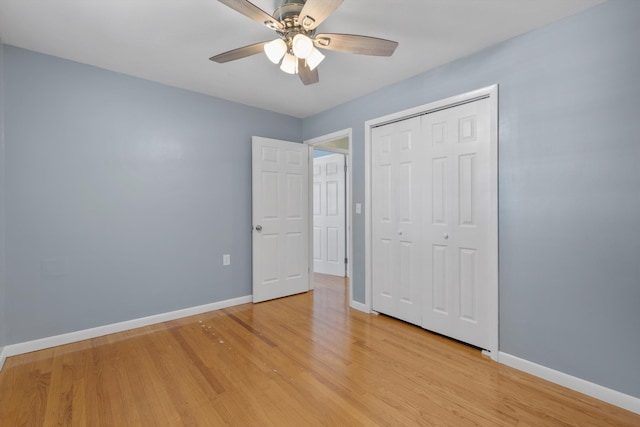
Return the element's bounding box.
[1,273,639,426]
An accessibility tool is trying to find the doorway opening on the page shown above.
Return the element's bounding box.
[305,129,353,302]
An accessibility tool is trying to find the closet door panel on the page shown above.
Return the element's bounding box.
[422,98,493,350]
[372,117,423,325]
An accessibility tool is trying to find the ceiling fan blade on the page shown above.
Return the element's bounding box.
[210,41,268,63]
[314,33,398,56]
[298,58,319,85]
[217,0,283,30]
[298,0,343,30]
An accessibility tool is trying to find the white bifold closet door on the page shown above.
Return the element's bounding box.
[371,98,493,351]
[422,98,492,350]
[371,117,423,326]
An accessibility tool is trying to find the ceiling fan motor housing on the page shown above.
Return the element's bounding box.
[272,0,314,52]
[274,0,305,27]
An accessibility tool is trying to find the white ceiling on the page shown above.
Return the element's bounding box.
[0,0,605,118]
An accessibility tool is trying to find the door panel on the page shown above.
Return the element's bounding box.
[327,227,340,262]
[432,245,448,314]
[252,137,309,303]
[459,248,477,322]
[371,117,423,326]
[422,98,492,349]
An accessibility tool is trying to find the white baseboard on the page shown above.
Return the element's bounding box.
[1,295,252,363]
[499,352,640,415]
[0,346,6,371]
[350,300,370,313]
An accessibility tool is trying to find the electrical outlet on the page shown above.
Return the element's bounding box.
[223,254,231,266]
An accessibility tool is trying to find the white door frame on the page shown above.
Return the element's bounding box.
[304,129,353,290]
[364,85,499,360]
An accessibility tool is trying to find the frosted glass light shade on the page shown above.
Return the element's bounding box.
[264,39,287,64]
[280,53,298,74]
[306,47,325,71]
[292,34,313,59]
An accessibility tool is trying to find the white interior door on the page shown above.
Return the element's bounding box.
[252,137,310,303]
[371,117,423,326]
[422,98,493,349]
[313,154,346,277]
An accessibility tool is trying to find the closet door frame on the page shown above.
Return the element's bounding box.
[364,85,499,360]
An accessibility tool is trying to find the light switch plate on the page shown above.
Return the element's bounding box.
[223,254,231,266]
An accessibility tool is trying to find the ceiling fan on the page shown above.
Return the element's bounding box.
[210,0,399,85]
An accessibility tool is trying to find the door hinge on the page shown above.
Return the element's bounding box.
[344,164,347,172]
[344,257,348,264]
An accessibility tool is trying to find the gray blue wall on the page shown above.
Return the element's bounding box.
[3,45,301,344]
[303,0,640,398]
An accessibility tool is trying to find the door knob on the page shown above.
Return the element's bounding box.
[443,233,449,239]
[255,225,263,232]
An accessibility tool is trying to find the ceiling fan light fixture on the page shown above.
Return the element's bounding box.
[306,47,325,71]
[264,38,287,64]
[280,53,298,74]
[292,34,313,59]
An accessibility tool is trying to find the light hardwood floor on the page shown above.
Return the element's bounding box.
[0,274,638,426]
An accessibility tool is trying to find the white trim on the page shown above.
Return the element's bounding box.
[0,347,6,371]
[305,128,351,146]
[304,128,354,290]
[347,143,352,280]
[366,85,496,129]
[499,352,640,415]
[364,117,373,313]
[487,85,500,361]
[307,144,314,290]
[364,85,500,360]
[311,146,348,155]
[349,300,370,313]
[0,295,252,363]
